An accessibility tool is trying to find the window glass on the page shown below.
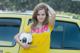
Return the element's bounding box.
[50,21,80,50]
[0,18,21,46]
[50,21,64,49]
[64,22,80,49]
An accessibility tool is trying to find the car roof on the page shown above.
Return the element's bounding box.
[0,11,80,26]
[0,11,32,18]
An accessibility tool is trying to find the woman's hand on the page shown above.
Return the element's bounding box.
[14,32,30,49]
[21,43,30,49]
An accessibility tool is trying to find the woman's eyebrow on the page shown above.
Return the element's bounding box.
[37,13,40,15]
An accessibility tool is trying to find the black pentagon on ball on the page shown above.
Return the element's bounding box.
[22,37,27,43]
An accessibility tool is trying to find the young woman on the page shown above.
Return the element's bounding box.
[14,3,56,53]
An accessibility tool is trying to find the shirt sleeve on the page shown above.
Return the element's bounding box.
[48,23,54,32]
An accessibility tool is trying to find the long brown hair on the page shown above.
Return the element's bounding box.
[31,3,49,29]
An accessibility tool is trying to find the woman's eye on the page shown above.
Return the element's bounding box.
[42,14,45,16]
[37,14,45,16]
[37,14,40,15]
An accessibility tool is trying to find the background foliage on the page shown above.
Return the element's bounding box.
[0,0,80,14]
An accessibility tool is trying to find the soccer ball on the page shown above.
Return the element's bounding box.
[19,32,32,44]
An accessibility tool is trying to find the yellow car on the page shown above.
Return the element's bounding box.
[0,12,80,53]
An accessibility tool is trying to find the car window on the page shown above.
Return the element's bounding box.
[64,22,80,50]
[50,21,64,49]
[0,18,21,46]
[50,21,80,50]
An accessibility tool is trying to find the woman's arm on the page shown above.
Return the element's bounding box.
[47,4,56,26]
[14,32,30,48]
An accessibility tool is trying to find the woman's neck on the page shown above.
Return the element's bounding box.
[36,22,43,28]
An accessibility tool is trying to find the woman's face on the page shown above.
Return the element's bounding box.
[37,9,46,23]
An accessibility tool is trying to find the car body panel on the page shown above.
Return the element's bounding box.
[0,12,80,53]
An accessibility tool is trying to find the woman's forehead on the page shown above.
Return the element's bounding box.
[37,9,45,14]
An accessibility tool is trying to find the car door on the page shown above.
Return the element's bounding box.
[0,17,23,53]
[50,21,80,53]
